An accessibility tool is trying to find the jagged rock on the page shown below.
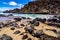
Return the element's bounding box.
[22,34,28,39]
[13,30,20,34]
[0,34,13,40]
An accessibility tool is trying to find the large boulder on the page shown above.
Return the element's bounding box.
[29,19,39,26]
[24,27,34,34]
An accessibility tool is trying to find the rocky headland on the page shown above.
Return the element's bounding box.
[3,0,60,14]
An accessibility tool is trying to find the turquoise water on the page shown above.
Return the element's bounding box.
[0,13,54,19]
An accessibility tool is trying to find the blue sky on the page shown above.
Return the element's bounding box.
[0,0,34,11]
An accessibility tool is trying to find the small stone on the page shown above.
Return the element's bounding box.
[13,30,20,34]
[20,24,25,27]
[20,33,24,35]
[34,30,44,38]
[27,38,32,40]
[10,27,15,30]
[22,34,28,39]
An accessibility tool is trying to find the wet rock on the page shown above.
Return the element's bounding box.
[10,27,15,30]
[35,18,42,22]
[8,14,13,16]
[35,18,46,23]
[22,34,28,39]
[13,30,20,34]
[14,18,21,21]
[0,34,13,40]
[24,27,34,34]
[27,17,30,19]
[27,38,32,40]
[21,17,26,19]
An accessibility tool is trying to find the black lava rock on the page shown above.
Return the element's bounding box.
[24,27,34,34]
[0,34,13,40]
[29,19,39,26]
[34,21,39,26]
[9,22,19,28]
[34,30,44,38]
[22,34,28,39]
[20,24,25,27]
[27,38,32,40]
[46,29,57,33]
[0,22,4,28]
[21,17,26,19]
[14,18,21,21]
[10,27,15,30]
[13,30,20,34]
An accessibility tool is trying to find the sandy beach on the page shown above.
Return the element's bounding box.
[0,16,60,40]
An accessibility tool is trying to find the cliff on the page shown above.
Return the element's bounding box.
[3,0,60,14]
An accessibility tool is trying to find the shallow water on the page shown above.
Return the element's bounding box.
[0,13,54,19]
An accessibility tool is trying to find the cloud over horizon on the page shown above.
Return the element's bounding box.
[1,1,24,11]
[0,0,34,12]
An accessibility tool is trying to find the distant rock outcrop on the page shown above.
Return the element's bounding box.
[3,0,60,14]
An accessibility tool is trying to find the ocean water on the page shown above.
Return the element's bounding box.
[0,13,54,21]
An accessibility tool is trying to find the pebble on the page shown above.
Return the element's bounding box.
[10,27,15,30]
[22,34,28,39]
[27,38,32,40]
[13,30,20,34]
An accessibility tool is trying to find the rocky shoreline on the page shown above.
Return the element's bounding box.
[0,16,60,40]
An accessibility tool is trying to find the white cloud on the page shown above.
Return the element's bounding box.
[18,4,24,8]
[9,1,17,6]
[0,7,22,12]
